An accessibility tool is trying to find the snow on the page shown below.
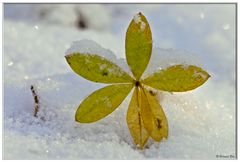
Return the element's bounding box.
[140,23,146,31]
[133,14,141,23]
[65,39,132,77]
[142,48,204,79]
[4,4,111,30]
[7,61,13,66]
[193,70,208,79]
[133,13,146,31]
[103,97,112,108]
[100,64,108,70]
[65,39,116,59]
[3,4,236,160]
[182,64,190,70]
[222,23,230,30]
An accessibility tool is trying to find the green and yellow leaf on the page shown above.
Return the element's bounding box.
[125,12,152,80]
[140,87,168,141]
[65,53,133,83]
[139,87,153,133]
[142,65,210,92]
[126,87,149,148]
[75,84,133,123]
[144,88,168,140]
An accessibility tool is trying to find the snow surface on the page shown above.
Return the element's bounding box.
[4,4,111,30]
[4,4,236,160]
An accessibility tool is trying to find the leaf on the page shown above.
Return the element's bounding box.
[142,65,210,92]
[125,12,152,80]
[75,84,133,123]
[65,53,133,83]
[144,88,168,141]
[126,87,149,148]
[140,87,168,141]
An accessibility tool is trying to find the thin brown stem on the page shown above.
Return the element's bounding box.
[30,85,40,117]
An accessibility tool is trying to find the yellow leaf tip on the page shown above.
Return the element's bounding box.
[75,114,85,123]
[203,72,211,81]
[65,54,72,61]
[75,116,80,122]
[75,117,88,123]
[207,73,211,78]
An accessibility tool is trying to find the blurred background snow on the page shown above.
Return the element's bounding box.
[3,4,236,159]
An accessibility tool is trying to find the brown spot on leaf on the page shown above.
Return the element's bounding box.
[149,90,156,96]
[156,118,162,129]
[102,71,108,76]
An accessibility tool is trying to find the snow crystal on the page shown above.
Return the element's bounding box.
[193,70,207,79]
[34,25,39,30]
[222,23,230,30]
[24,75,29,80]
[182,64,190,70]
[133,13,146,31]
[103,97,112,108]
[107,68,114,73]
[99,64,107,70]
[140,22,146,31]
[200,13,205,19]
[133,14,141,23]
[7,61,13,66]
[107,68,124,77]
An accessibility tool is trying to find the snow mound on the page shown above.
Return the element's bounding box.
[142,48,204,79]
[65,39,205,80]
[65,39,118,60]
[4,72,235,159]
[65,39,132,76]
